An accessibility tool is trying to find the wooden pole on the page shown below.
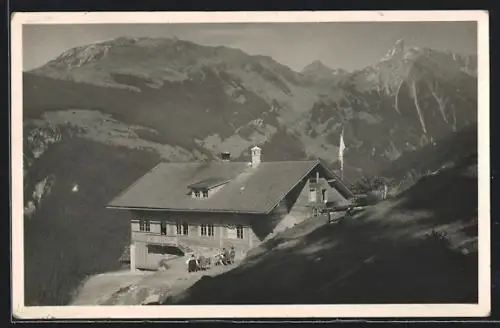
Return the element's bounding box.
[130,243,136,272]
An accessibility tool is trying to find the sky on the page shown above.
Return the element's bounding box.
[22,21,477,72]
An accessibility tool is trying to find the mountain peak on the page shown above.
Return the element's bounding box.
[301,60,333,74]
[36,36,192,71]
[380,39,405,62]
[301,60,348,79]
[48,42,112,69]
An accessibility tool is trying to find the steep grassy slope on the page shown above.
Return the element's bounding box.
[23,71,274,152]
[23,137,160,305]
[344,123,479,194]
[380,123,477,181]
[167,154,478,304]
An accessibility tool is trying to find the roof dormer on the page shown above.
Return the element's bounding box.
[187,177,231,199]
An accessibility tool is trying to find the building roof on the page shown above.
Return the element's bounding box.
[107,159,353,214]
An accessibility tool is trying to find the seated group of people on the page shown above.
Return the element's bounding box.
[186,246,236,273]
[214,246,236,266]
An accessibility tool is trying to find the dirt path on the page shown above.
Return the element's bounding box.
[71,257,239,305]
[104,257,239,305]
[70,270,152,305]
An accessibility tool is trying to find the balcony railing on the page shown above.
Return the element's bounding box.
[132,232,179,245]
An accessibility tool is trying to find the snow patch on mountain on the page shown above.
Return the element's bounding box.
[380,39,405,62]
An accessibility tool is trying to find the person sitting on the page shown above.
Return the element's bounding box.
[203,256,211,269]
[214,253,223,266]
[220,248,227,265]
[198,255,208,270]
[196,256,201,269]
[229,246,236,264]
[223,248,231,265]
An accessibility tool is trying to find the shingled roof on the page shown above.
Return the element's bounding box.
[107,159,353,214]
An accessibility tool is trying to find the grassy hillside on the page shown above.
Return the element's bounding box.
[167,153,478,304]
[23,136,160,305]
[23,71,273,151]
[380,123,477,182]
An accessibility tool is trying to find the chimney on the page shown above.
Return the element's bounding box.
[220,152,231,162]
[251,146,261,168]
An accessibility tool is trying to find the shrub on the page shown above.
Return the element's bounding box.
[353,193,382,206]
[350,175,391,195]
[425,228,452,251]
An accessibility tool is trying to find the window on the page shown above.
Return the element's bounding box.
[176,223,189,235]
[193,190,209,198]
[201,224,215,237]
[160,221,167,235]
[236,225,244,239]
[139,219,150,232]
[309,177,318,184]
[309,188,317,203]
[227,225,244,239]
